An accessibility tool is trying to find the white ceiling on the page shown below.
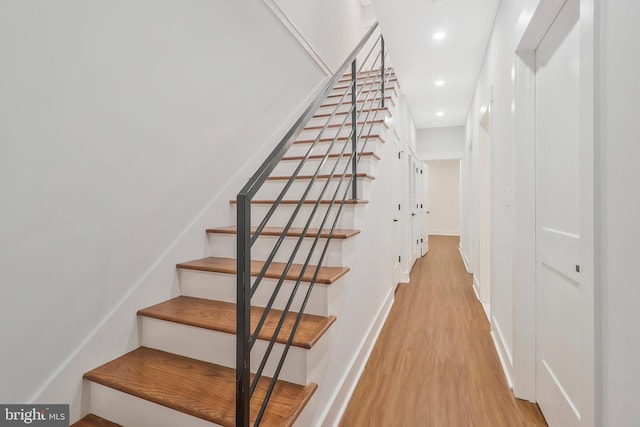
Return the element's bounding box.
[372,0,500,128]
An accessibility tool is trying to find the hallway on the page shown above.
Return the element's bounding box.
[339,236,547,426]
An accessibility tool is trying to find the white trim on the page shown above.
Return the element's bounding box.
[473,275,480,300]
[427,230,460,237]
[318,288,395,427]
[459,243,471,273]
[493,316,514,366]
[517,0,570,53]
[491,330,514,390]
[263,0,333,76]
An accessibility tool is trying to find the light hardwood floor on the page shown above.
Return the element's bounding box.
[339,235,547,427]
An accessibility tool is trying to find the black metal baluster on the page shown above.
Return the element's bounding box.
[381,36,386,108]
[236,193,251,427]
[351,59,358,200]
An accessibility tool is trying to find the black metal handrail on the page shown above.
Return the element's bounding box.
[236,22,392,426]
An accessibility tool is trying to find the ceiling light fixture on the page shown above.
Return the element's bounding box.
[435,80,445,87]
[436,111,445,117]
[433,32,446,40]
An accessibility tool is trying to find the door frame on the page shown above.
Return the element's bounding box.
[479,105,492,318]
[512,0,595,424]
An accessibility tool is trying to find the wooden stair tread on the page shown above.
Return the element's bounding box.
[177,256,350,285]
[281,151,381,161]
[294,134,386,144]
[229,199,369,206]
[83,347,316,427]
[138,296,336,349]
[266,173,375,182]
[313,107,390,119]
[72,415,121,427]
[207,225,361,239]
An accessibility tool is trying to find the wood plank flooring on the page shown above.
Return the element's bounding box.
[339,236,547,427]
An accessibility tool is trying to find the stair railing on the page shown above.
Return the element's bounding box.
[236,22,392,426]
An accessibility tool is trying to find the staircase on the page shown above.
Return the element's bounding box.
[72,24,398,427]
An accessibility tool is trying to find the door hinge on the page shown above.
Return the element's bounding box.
[398,152,401,159]
[421,238,424,243]
[420,169,423,174]
[420,204,423,208]
[576,265,580,273]
[399,255,401,262]
[398,203,401,210]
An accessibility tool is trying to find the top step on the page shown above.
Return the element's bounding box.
[84,347,316,427]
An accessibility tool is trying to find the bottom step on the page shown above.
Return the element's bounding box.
[84,347,316,427]
[72,414,121,427]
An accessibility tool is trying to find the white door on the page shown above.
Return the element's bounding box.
[392,147,402,285]
[420,162,429,255]
[408,155,419,266]
[535,0,584,425]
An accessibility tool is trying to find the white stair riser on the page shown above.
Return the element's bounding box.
[296,128,386,146]
[232,202,367,229]
[208,233,356,267]
[255,177,369,202]
[89,382,221,427]
[328,85,398,100]
[274,155,378,177]
[139,317,334,385]
[307,111,391,128]
[178,269,347,317]
[317,100,391,115]
[285,140,383,158]
[298,122,386,139]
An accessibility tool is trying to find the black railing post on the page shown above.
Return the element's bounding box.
[381,36,386,108]
[350,59,358,201]
[236,193,251,427]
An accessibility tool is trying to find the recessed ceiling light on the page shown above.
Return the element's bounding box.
[436,111,445,117]
[433,32,446,40]
[435,80,445,87]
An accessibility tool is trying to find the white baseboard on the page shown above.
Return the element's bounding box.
[473,275,480,300]
[491,317,514,390]
[318,288,395,427]
[459,244,470,273]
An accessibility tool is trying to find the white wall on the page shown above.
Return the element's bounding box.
[425,160,461,236]
[463,1,640,425]
[461,0,541,399]
[416,126,465,161]
[598,1,640,424]
[0,0,373,415]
